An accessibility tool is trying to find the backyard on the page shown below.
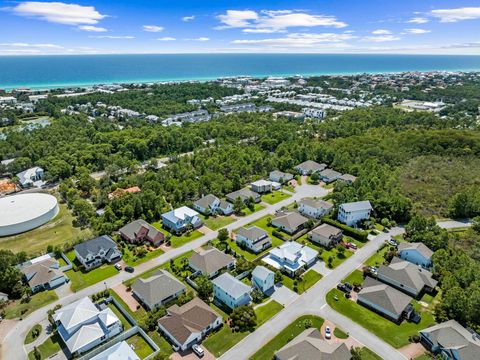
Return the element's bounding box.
[261,190,291,205]
[297,235,354,268]
[126,334,155,359]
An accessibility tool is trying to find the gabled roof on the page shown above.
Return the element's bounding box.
[158,298,221,345]
[310,224,342,238]
[398,242,433,260]
[90,341,140,360]
[20,258,64,288]
[132,269,186,306]
[420,320,480,360]
[295,160,327,172]
[340,200,372,212]
[212,273,251,299]
[226,188,260,201]
[189,247,234,275]
[193,194,219,209]
[378,257,437,292]
[236,225,268,241]
[65,322,104,354]
[163,206,199,223]
[299,199,333,210]
[319,168,342,179]
[74,235,118,259]
[54,297,100,333]
[119,219,163,242]
[252,266,274,282]
[358,277,411,316]
[251,179,272,187]
[338,174,357,182]
[272,212,309,230]
[275,328,351,360]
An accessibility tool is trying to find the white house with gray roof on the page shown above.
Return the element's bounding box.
[269,170,293,184]
[298,199,333,219]
[20,254,68,293]
[193,194,221,215]
[74,236,121,271]
[16,166,44,188]
[420,320,480,360]
[162,206,203,234]
[308,223,343,248]
[337,200,373,227]
[271,211,309,235]
[132,269,186,310]
[212,273,252,309]
[319,168,342,183]
[54,297,122,356]
[235,226,272,253]
[398,242,434,268]
[294,160,326,175]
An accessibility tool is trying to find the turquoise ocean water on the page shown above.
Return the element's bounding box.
[1,54,480,90]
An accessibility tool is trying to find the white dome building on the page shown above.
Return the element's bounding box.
[0,193,59,236]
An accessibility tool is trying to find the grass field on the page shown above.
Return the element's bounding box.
[364,244,390,267]
[107,303,133,330]
[326,288,436,348]
[261,191,291,205]
[27,333,62,360]
[122,246,165,267]
[152,222,203,248]
[255,300,284,326]
[240,203,265,216]
[200,214,235,230]
[343,269,365,285]
[296,235,353,269]
[333,327,349,339]
[24,324,43,345]
[358,347,382,360]
[126,334,155,359]
[5,290,58,319]
[251,315,324,360]
[281,269,322,294]
[0,203,92,255]
[65,259,118,292]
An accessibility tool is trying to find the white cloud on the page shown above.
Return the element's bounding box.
[143,25,164,32]
[216,9,347,32]
[157,37,176,41]
[372,29,391,35]
[10,1,106,25]
[243,28,285,33]
[0,42,63,48]
[79,25,107,32]
[182,15,195,22]
[232,32,355,48]
[430,7,480,23]
[90,35,135,39]
[408,17,429,24]
[363,35,401,42]
[404,28,430,34]
[187,37,210,41]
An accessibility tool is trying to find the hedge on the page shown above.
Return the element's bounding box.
[322,217,369,242]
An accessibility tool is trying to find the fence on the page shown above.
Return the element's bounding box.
[59,252,73,272]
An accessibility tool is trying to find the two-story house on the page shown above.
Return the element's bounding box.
[235,226,272,253]
[119,219,164,247]
[252,266,275,294]
[212,273,252,309]
[398,242,434,268]
[263,242,318,277]
[337,200,373,227]
[298,199,333,219]
[162,206,203,234]
[74,236,122,271]
[308,223,343,248]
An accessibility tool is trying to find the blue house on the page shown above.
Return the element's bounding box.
[398,242,434,268]
[212,273,252,309]
[162,206,203,234]
[252,266,275,294]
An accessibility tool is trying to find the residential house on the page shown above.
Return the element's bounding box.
[319,168,342,183]
[220,103,257,113]
[226,188,261,203]
[162,206,203,234]
[271,211,309,235]
[158,298,222,351]
[252,266,275,294]
[193,194,221,215]
[269,170,294,184]
[108,186,141,200]
[274,328,351,360]
[188,247,235,278]
[74,236,122,271]
[294,161,327,175]
[90,341,140,360]
[235,226,272,253]
[298,199,333,219]
[263,242,318,277]
[20,254,68,293]
[132,269,186,310]
[420,320,480,360]
[218,199,234,215]
[398,242,434,268]
[338,174,357,184]
[377,257,437,297]
[54,297,122,356]
[302,108,327,120]
[16,166,44,188]
[212,273,252,309]
[308,224,343,248]
[119,219,164,247]
[250,179,273,193]
[337,201,373,227]
[357,277,413,322]
[0,292,8,302]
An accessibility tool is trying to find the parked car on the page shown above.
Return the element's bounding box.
[325,326,331,339]
[192,344,205,358]
[124,266,134,273]
[387,238,399,246]
[344,282,353,292]
[346,242,357,250]
[337,283,349,293]
[115,263,122,271]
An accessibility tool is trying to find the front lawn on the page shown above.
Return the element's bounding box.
[239,203,265,216]
[262,191,291,205]
[25,324,43,344]
[251,315,324,360]
[122,246,165,267]
[358,347,383,360]
[215,235,283,262]
[364,244,390,267]
[333,327,349,339]
[126,334,155,359]
[343,269,365,285]
[255,300,284,326]
[27,333,63,360]
[200,214,235,230]
[66,263,118,292]
[281,269,322,294]
[5,290,58,319]
[203,325,249,358]
[296,236,353,269]
[326,289,436,348]
[152,222,203,248]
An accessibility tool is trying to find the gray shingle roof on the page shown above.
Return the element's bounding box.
[310,223,342,238]
[340,200,372,212]
[295,160,327,173]
[212,273,251,299]
[272,211,309,230]
[398,242,434,260]
[358,277,411,316]
[236,226,268,241]
[119,219,163,242]
[132,270,186,307]
[319,168,342,179]
[300,199,333,210]
[226,188,260,202]
[193,194,219,209]
[74,235,118,259]
[189,247,234,275]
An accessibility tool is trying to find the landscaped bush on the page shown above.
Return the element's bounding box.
[322,218,369,241]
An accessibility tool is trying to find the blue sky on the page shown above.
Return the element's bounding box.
[0,0,479,55]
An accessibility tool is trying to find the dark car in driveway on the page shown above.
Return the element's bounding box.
[124,266,134,273]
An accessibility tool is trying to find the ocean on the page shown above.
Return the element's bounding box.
[1,54,480,90]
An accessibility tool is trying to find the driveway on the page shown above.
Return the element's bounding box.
[311,261,332,277]
[170,347,215,360]
[111,284,140,312]
[54,283,73,298]
[270,284,299,307]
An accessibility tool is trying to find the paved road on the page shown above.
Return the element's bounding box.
[2,183,327,360]
[220,227,407,360]
[436,219,472,229]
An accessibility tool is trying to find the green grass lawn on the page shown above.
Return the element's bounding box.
[27,333,63,360]
[364,244,390,267]
[284,184,296,193]
[333,327,349,339]
[126,334,155,359]
[216,235,283,262]
[200,214,235,230]
[0,203,93,255]
[108,303,133,330]
[65,259,118,292]
[239,203,265,216]
[251,315,324,360]
[343,269,365,285]
[261,191,291,205]
[122,246,165,267]
[24,324,42,345]
[326,289,436,348]
[5,290,58,319]
[203,325,249,358]
[358,347,383,360]
[296,235,353,269]
[280,269,322,294]
[152,222,203,248]
[255,300,284,326]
